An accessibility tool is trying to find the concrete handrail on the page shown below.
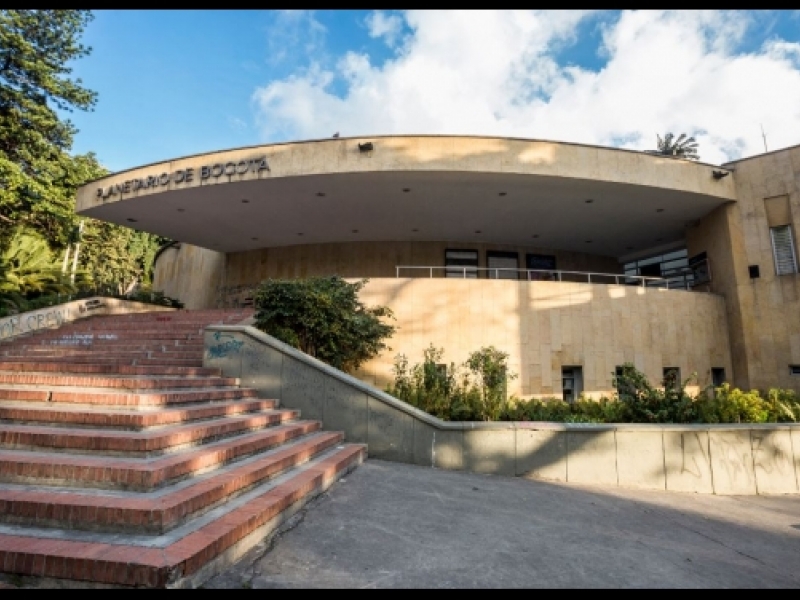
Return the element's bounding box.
[204,324,800,495]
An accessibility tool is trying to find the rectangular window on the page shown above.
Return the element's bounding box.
[790,365,800,376]
[711,367,725,387]
[663,367,680,390]
[487,251,519,280]
[562,366,583,403]
[526,253,557,281]
[445,249,479,279]
[770,225,798,275]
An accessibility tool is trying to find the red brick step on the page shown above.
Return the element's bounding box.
[0,431,344,534]
[0,410,300,455]
[0,399,277,430]
[0,446,364,588]
[0,420,323,490]
[0,308,363,587]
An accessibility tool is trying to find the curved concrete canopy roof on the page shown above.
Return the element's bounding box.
[76,135,737,259]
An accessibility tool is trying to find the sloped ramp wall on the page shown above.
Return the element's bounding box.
[204,325,800,496]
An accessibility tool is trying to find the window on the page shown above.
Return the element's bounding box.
[445,249,478,279]
[770,225,798,275]
[663,367,680,390]
[790,365,800,376]
[688,252,711,286]
[623,248,693,288]
[562,366,583,403]
[487,251,519,280]
[711,368,726,387]
[526,253,557,280]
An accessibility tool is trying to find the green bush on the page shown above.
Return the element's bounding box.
[121,286,184,308]
[386,356,800,425]
[764,388,800,422]
[253,276,395,373]
[386,344,516,421]
[612,363,698,423]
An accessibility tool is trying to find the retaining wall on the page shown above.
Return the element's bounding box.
[204,325,800,495]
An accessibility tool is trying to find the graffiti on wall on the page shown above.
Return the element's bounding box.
[0,307,70,341]
[0,298,111,342]
[207,331,244,359]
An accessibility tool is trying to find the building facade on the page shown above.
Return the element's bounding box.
[75,135,800,398]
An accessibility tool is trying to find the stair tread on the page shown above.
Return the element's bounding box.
[0,420,325,489]
[0,443,363,555]
[0,308,363,588]
[0,410,301,454]
[0,432,349,533]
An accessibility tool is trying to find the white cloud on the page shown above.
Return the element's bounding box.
[365,11,403,47]
[227,116,248,132]
[264,10,327,66]
[252,10,800,164]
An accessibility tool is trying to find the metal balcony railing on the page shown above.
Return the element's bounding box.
[394,266,696,290]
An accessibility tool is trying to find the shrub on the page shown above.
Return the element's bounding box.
[387,355,800,425]
[695,384,769,424]
[612,363,697,423]
[386,344,517,421]
[253,276,395,373]
[764,388,800,422]
[465,346,517,421]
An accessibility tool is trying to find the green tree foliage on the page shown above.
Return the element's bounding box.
[0,10,98,248]
[654,132,700,160]
[78,220,167,295]
[0,227,87,313]
[253,276,396,373]
[0,12,168,299]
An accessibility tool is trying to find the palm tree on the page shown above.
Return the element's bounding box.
[654,133,700,160]
[0,228,89,311]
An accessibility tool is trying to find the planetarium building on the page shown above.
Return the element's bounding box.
[76,135,800,399]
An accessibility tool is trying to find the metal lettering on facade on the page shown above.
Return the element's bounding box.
[96,156,270,199]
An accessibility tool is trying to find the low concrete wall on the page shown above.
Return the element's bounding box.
[0,297,176,342]
[204,325,800,495]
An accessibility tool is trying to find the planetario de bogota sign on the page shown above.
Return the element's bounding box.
[96,155,270,199]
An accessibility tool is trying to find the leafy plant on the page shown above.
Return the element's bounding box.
[0,227,89,313]
[387,357,800,425]
[465,346,516,421]
[0,10,99,249]
[653,132,700,160]
[253,276,395,373]
[386,344,518,421]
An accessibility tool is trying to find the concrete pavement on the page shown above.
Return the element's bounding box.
[203,459,800,589]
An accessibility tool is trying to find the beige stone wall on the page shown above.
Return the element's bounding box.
[693,145,800,392]
[352,278,732,399]
[221,240,621,302]
[77,135,736,214]
[152,244,226,310]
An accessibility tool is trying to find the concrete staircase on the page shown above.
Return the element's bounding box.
[0,309,365,587]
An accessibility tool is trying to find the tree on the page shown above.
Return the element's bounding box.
[0,227,86,312]
[653,132,700,160]
[0,11,169,301]
[253,276,396,373]
[0,10,98,248]
[78,220,167,295]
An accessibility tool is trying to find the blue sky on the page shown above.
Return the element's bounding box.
[63,10,800,171]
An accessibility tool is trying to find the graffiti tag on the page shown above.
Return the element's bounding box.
[207,331,244,359]
[0,308,68,341]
